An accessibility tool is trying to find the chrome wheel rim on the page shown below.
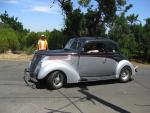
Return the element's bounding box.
[53,73,63,87]
[121,69,129,80]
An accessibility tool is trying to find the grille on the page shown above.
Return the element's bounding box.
[29,54,43,77]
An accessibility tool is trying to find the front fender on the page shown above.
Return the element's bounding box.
[37,60,80,83]
[116,60,135,78]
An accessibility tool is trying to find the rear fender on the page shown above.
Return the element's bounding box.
[38,60,80,83]
[116,60,135,78]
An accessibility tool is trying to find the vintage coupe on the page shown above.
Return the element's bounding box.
[24,37,138,89]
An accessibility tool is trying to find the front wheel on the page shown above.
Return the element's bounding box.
[119,66,131,83]
[47,71,65,90]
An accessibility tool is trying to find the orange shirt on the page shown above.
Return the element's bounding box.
[38,39,48,50]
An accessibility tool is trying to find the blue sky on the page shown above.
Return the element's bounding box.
[0,0,150,32]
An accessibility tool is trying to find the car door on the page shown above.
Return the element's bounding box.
[103,42,120,75]
[79,41,109,77]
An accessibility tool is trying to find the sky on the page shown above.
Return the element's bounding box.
[0,0,150,32]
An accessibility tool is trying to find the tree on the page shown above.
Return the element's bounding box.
[127,14,139,25]
[0,23,20,52]
[126,14,144,59]
[0,11,30,50]
[78,0,128,24]
[142,18,150,61]
[78,0,90,6]
[48,29,67,49]
[64,8,84,36]
[50,0,73,16]
[25,32,39,48]
[0,11,24,32]
[84,8,106,37]
[53,0,131,37]
[108,15,137,58]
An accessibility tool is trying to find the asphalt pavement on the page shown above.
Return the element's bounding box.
[0,60,150,113]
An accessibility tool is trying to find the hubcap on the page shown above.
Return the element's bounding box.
[53,73,62,87]
[121,69,129,80]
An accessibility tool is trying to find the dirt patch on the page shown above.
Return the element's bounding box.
[131,61,150,68]
[0,53,33,61]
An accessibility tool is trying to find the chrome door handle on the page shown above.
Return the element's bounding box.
[103,58,106,63]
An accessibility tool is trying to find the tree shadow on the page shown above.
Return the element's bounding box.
[45,96,85,113]
[46,108,71,113]
[45,82,131,113]
[45,89,85,113]
[78,86,131,113]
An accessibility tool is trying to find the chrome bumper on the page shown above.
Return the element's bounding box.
[134,66,138,72]
[24,68,38,83]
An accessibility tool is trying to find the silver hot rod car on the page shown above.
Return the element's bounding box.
[24,37,138,89]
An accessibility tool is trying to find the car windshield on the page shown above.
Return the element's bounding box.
[64,39,82,51]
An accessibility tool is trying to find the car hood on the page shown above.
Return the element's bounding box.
[35,49,78,56]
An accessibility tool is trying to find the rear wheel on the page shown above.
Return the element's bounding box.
[119,66,131,83]
[47,71,65,89]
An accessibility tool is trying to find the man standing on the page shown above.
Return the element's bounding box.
[38,34,48,50]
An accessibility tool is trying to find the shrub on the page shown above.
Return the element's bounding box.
[0,24,20,53]
[25,32,39,48]
[48,29,68,49]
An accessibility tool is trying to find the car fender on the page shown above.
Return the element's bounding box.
[116,60,135,78]
[37,60,80,83]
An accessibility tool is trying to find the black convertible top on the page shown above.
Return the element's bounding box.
[73,37,118,45]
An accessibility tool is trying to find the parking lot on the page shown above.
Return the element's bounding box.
[0,60,150,113]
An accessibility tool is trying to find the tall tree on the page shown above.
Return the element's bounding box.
[64,8,84,36]
[0,11,29,33]
[142,18,150,61]
[51,0,128,37]
[127,14,139,25]
[108,15,137,58]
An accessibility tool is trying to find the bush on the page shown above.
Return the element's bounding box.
[0,24,20,53]
[0,37,9,53]
[119,34,137,59]
[25,32,39,48]
[23,46,35,55]
[48,29,68,49]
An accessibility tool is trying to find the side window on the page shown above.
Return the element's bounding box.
[106,43,118,53]
[70,40,82,50]
[97,42,105,53]
[83,42,105,54]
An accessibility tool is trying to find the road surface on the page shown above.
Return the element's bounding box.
[0,60,150,113]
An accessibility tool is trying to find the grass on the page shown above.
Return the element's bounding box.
[0,53,33,61]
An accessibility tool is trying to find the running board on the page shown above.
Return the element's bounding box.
[79,75,116,82]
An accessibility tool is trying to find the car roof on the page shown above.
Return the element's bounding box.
[73,37,118,45]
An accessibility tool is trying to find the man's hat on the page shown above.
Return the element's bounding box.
[41,34,45,37]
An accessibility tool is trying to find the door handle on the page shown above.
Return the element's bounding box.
[103,58,106,64]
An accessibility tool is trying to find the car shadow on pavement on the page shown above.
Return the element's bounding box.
[35,79,134,90]
[64,79,119,89]
[35,81,48,89]
[34,79,118,90]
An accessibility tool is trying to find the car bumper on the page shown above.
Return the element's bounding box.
[24,68,38,83]
[134,66,138,72]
